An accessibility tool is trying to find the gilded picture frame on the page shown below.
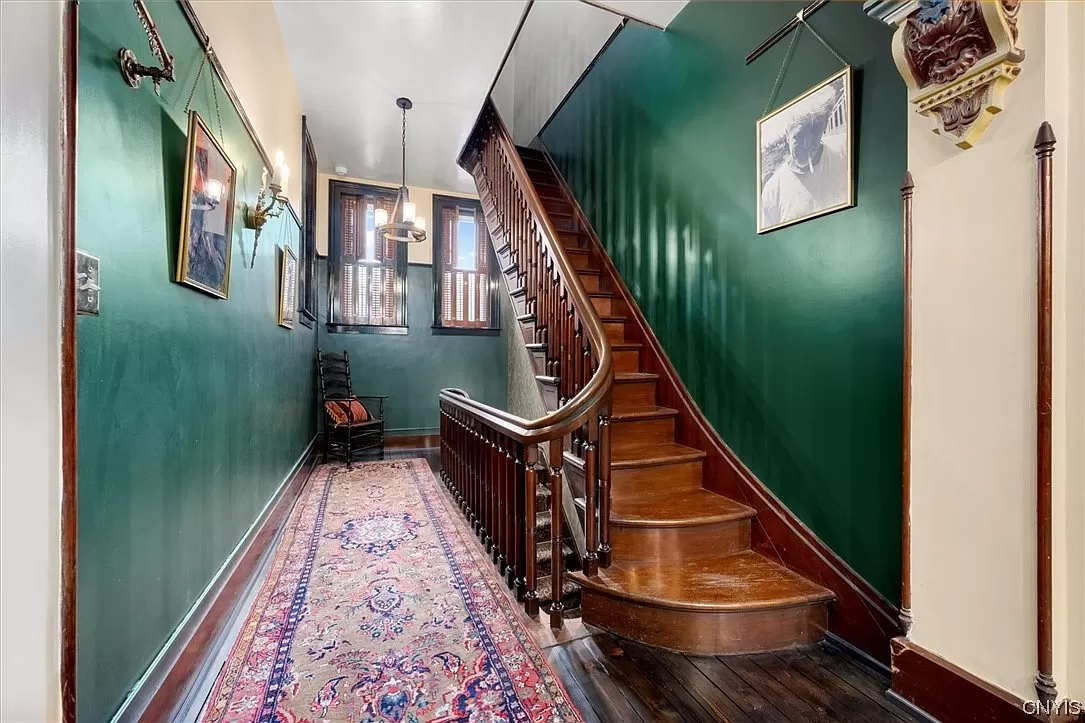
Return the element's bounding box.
[176,111,237,298]
[278,245,298,329]
[757,66,854,234]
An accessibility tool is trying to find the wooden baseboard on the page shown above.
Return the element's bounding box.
[116,438,319,721]
[386,433,439,449]
[890,638,1045,723]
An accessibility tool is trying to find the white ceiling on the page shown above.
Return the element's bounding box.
[275,0,686,195]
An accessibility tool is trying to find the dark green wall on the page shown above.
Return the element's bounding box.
[316,261,507,435]
[76,3,317,720]
[541,1,905,600]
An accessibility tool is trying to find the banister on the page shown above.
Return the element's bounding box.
[445,99,613,443]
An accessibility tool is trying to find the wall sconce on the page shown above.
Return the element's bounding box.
[245,151,290,268]
[118,0,175,96]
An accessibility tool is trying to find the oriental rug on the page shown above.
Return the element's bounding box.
[202,459,581,723]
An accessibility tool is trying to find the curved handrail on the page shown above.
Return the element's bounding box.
[445,99,613,444]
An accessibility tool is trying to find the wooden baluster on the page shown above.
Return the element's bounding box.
[512,442,525,592]
[523,445,540,616]
[583,415,600,577]
[472,426,481,536]
[498,437,510,576]
[489,431,498,561]
[548,437,566,629]
[598,404,613,568]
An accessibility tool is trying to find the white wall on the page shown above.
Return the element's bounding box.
[0,2,64,721]
[908,0,1084,702]
[315,173,478,265]
[191,0,303,203]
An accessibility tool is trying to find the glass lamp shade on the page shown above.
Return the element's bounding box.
[374,208,389,227]
[402,201,416,223]
[413,216,425,231]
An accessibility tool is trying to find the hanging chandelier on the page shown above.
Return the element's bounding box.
[375,97,426,244]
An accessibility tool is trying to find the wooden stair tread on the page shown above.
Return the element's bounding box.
[571,550,834,612]
[614,372,656,382]
[610,405,678,421]
[612,442,705,468]
[607,488,755,527]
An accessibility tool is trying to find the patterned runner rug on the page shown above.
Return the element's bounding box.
[203,459,581,723]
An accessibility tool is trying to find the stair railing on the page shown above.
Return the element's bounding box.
[439,99,613,628]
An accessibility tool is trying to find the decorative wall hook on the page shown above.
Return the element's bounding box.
[245,157,290,268]
[118,0,175,96]
[884,0,1024,149]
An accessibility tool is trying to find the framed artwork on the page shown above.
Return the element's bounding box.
[757,66,854,234]
[177,111,236,297]
[278,245,298,329]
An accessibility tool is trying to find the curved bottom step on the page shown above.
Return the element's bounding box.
[569,551,833,655]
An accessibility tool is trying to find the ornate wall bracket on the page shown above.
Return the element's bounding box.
[871,0,1024,149]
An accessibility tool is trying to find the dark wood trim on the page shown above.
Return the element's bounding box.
[430,194,502,334]
[61,2,79,721]
[536,18,628,142]
[386,433,440,450]
[431,326,501,337]
[174,0,299,224]
[325,323,408,336]
[535,138,901,664]
[900,171,914,636]
[1033,121,1057,705]
[576,0,666,29]
[456,0,535,166]
[123,440,319,722]
[890,638,1040,723]
[298,116,317,323]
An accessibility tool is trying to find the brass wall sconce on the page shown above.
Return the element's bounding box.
[118,0,175,96]
[245,152,290,268]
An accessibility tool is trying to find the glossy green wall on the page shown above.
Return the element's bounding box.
[76,3,317,720]
[316,261,507,435]
[542,1,905,599]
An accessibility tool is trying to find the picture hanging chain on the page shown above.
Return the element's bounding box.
[182,50,225,144]
[762,10,851,117]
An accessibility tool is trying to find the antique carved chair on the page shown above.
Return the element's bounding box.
[317,349,386,465]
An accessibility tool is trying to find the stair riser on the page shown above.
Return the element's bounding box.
[568,252,592,271]
[610,519,751,564]
[578,592,829,655]
[578,273,602,293]
[550,215,579,233]
[612,377,655,410]
[561,232,583,250]
[590,295,614,316]
[529,348,547,375]
[611,416,676,448]
[538,379,559,411]
[604,321,626,344]
[613,348,640,373]
[611,458,703,495]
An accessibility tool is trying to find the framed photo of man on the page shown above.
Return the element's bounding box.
[757,66,854,234]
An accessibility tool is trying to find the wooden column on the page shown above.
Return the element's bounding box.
[900,170,914,636]
[1033,121,1057,706]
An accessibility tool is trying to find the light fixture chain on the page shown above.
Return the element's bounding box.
[763,23,803,117]
[209,52,225,143]
[183,52,206,115]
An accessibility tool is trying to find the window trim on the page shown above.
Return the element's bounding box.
[431,193,501,335]
[326,179,408,333]
[297,116,318,328]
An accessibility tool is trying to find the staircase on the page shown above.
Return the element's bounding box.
[510,146,835,655]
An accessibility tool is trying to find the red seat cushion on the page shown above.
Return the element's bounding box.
[324,398,370,427]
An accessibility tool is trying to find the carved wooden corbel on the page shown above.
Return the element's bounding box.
[879,0,1025,149]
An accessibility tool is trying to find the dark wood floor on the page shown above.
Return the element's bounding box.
[385,448,923,723]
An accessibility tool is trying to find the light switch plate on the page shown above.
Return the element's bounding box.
[76,250,100,315]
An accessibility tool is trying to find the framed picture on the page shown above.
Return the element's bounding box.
[278,246,297,329]
[757,66,854,234]
[177,111,236,297]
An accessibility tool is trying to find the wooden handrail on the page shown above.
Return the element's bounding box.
[439,99,614,626]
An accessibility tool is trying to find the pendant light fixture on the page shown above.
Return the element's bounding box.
[376,97,426,244]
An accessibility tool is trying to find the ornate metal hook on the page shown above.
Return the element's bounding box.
[118,0,175,96]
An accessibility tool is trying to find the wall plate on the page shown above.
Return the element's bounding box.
[76,250,100,315]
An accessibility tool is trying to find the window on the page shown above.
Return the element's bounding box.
[432,195,500,335]
[327,180,407,333]
[297,116,317,327]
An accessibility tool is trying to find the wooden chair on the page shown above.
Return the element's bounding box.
[317,349,386,465]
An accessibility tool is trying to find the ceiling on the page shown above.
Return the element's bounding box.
[276,0,686,195]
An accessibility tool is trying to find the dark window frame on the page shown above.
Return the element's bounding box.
[297,116,318,328]
[326,180,408,334]
[431,194,501,336]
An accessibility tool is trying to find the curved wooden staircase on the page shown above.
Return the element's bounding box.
[444,100,835,658]
[513,147,835,654]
